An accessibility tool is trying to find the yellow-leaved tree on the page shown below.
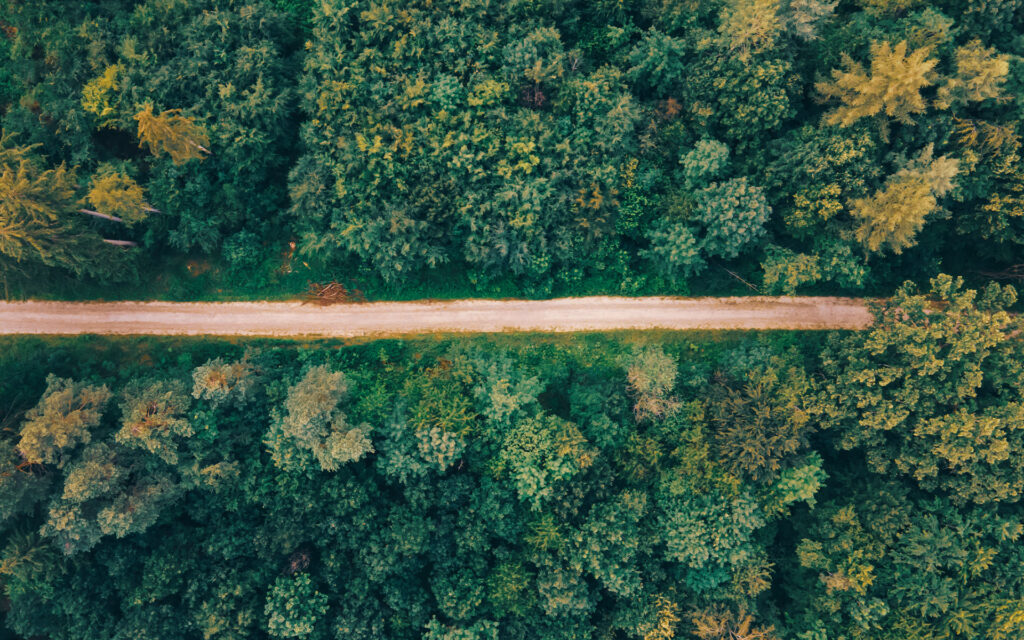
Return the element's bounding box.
[81,64,123,126]
[134,104,211,165]
[86,168,151,226]
[851,145,959,254]
[935,39,1011,110]
[719,0,783,58]
[0,132,90,276]
[817,40,937,133]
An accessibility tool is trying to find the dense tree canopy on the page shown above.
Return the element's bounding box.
[1,0,1022,297]
[2,278,1022,639]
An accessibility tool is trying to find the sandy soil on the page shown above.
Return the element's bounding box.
[0,297,873,336]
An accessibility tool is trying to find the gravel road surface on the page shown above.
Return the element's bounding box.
[0,297,873,336]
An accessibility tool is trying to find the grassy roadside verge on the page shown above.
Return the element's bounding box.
[4,249,903,303]
[0,331,833,419]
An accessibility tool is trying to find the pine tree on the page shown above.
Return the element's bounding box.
[134,104,211,165]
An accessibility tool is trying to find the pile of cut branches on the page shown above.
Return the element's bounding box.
[303,281,367,305]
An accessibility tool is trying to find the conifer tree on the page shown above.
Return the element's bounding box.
[817,41,937,131]
[85,168,150,226]
[134,104,211,165]
[0,132,101,276]
[851,146,958,253]
[935,39,1010,110]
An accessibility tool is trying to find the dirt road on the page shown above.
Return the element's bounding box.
[0,297,873,336]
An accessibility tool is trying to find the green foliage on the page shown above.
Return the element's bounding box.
[2,333,1023,639]
[815,275,1024,504]
[0,441,51,525]
[761,245,822,294]
[708,355,814,483]
[627,30,689,95]
[116,379,193,465]
[17,374,111,465]
[680,139,731,188]
[787,479,1024,638]
[643,221,707,282]
[41,442,179,554]
[192,353,258,408]
[497,414,596,510]
[264,574,328,638]
[625,346,680,422]
[1,0,1021,298]
[266,365,373,472]
[657,487,766,591]
[694,178,772,259]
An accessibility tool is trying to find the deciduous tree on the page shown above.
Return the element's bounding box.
[266,365,373,472]
[815,275,1024,504]
[17,375,111,465]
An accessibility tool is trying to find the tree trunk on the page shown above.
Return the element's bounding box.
[79,209,125,223]
[102,239,138,247]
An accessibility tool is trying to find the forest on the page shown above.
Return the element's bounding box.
[4,1,1024,639]
[1,276,1023,639]
[1,0,1023,298]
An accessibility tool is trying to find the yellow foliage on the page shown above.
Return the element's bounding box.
[88,169,148,225]
[719,0,782,58]
[788,183,843,230]
[852,147,958,254]
[644,595,680,640]
[134,104,211,165]
[622,157,639,189]
[467,78,510,108]
[81,64,123,125]
[935,39,1010,110]
[399,74,428,111]
[817,41,937,130]
[0,132,79,265]
[690,605,778,640]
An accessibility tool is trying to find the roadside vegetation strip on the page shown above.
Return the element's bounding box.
[0,297,873,335]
